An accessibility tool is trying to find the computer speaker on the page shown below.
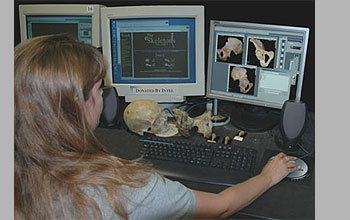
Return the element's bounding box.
[99,86,123,128]
[276,100,307,152]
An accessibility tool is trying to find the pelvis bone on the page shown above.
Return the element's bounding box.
[217,37,243,61]
[173,109,213,138]
[249,38,274,67]
[231,66,253,94]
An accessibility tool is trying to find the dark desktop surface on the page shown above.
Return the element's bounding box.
[94,100,315,220]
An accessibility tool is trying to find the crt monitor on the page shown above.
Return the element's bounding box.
[18,4,105,48]
[101,5,205,103]
[206,20,309,131]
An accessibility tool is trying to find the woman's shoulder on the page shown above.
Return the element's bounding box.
[81,171,196,219]
[125,172,196,219]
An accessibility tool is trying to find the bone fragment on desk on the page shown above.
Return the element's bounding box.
[233,130,247,141]
[173,108,213,138]
[207,133,217,143]
[223,136,230,144]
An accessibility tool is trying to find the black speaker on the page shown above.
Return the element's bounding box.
[99,87,123,128]
[276,100,307,152]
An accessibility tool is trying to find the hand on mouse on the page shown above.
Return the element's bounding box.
[260,152,298,187]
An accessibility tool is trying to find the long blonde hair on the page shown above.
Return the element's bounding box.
[14,35,152,219]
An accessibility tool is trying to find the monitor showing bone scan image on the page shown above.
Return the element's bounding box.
[207,20,309,131]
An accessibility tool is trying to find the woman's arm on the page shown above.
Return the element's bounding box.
[192,152,297,219]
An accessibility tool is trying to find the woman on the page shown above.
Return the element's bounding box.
[14,34,297,219]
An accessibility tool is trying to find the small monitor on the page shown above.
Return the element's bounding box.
[207,20,309,131]
[18,4,105,48]
[101,5,205,103]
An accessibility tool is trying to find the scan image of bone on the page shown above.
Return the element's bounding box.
[216,35,243,64]
[248,38,276,68]
[228,65,256,95]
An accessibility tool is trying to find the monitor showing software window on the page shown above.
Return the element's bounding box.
[18,4,104,48]
[207,20,309,131]
[101,6,205,103]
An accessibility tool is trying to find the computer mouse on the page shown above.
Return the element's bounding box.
[268,156,308,180]
[287,158,308,180]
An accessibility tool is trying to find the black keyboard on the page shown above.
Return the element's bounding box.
[137,137,257,186]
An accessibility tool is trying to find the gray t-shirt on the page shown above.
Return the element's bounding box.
[84,172,196,219]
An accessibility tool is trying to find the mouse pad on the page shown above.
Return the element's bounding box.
[258,149,314,187]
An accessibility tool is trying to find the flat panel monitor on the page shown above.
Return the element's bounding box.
[19,4,105,48]
[207,20,309,131]
[101,5,205,103]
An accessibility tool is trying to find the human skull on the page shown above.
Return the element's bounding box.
[123,99,170,136]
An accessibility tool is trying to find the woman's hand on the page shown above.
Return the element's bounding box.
[260,152,298,187]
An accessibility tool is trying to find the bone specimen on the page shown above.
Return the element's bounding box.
[173,109,194,137]
[124,99,172,136]
[230,66,253,94]
[173,109,213,138]
[192,111,213,138]
[249,38,274,67]
[217,37,243,61]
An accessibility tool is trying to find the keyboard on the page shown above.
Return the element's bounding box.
[137,137,257,186]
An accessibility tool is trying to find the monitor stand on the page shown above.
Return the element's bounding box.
[230,104,280,132]
[211,99,230,127]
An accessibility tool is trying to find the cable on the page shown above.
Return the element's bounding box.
[163,108,174,118]
[298,143,312,159]
[185,101,211,113]
[176,102,194,109]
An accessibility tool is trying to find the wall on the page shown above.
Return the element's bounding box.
[14,0,315,111]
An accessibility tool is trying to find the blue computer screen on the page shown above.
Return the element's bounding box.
[110,18,196,84]
[26,15,92,45]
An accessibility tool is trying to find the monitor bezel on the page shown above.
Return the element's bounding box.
[101,5,205,103]
[18,4,105,48]
[206,20,310,109]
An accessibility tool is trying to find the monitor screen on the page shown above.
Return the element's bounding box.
[207,20,309,109]
[19,4,104,48]
[101,6,205,103]
[26,15,92,45]
[110,18,195,84]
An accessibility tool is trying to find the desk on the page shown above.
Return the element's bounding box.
[94,101,315,219]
